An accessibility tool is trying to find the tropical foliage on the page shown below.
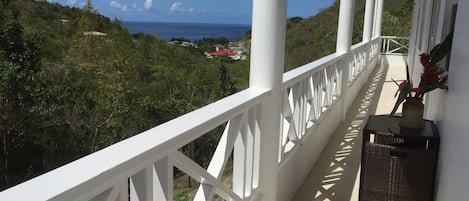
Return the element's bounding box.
[0,0,246,190]
[284,0,412,71]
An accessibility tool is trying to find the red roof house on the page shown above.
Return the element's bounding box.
[209,50,237,56]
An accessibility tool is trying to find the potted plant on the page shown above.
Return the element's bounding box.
[390,31,453,129]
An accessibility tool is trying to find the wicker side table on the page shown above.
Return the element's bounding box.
[359,115,440,201]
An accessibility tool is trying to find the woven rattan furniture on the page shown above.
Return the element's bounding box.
[359,115,440,201]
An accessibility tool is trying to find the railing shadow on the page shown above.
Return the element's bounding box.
[294,63,389,201]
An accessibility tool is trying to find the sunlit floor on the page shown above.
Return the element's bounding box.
[293,58,406,201]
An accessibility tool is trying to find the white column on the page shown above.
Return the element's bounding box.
[337,0,356,121]
[249,0,286,200]
[363,0,375,42]
[373,0,384,38]
[336,0,356,54]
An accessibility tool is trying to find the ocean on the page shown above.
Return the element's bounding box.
[122,21,251,42]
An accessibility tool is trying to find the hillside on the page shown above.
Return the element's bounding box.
[0,0,248,190]
[284,0,412,71]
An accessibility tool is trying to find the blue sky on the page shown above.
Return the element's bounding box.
[47,0,335,24]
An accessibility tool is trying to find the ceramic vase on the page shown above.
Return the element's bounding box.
[400,97,424,129]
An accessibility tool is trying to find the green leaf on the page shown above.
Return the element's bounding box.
[430,30,454,65]
[390,82,411,117]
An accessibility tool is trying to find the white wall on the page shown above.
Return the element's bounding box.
[424,0,457,121]
[408,0,434,83]
[435,0,469,200]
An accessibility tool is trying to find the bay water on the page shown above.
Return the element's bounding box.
[122,21,251,42]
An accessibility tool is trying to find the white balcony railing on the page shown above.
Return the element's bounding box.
[380,36,410,55]
[0,37,380,201]
[279,38,380,163]
[0,87,271,201]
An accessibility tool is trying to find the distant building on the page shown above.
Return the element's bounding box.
[214,44,225,51]
[167,41,196,47]
[83,31,107,36]
[209,50,237,56]
[205,49,247,61]
[59,19,71,24]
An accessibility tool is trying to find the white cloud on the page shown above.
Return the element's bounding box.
[109,1,121,8]
[144,0,152,10]
[110,1,121,8]
[168,2,195,13]
[170,2,182,12]
[67,0,78,5]
[110,1,129,12]
[122,5,129,11]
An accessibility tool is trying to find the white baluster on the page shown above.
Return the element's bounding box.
[244,107,257,196]
[130,167,152,201]
[194,114,244,200]
[233,112,248,198]
[153,158,172,201]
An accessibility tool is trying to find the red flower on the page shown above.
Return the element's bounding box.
[411,87,424,93]
[422,64,441,85]
[393,80,408,97]
[420,53,431,68]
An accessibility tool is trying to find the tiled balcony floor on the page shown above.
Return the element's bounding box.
[293,60,406,201]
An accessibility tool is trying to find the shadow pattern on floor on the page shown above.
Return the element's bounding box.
[293,64,389,201]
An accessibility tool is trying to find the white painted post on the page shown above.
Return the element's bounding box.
[363,0,375,42]
[337,0,356,55]
[373,0,384,38]
[249,0,287,200]
[363,0,375,82]
[337,0,356,121]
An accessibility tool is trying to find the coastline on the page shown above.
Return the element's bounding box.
[123,21,252,27]
[122,21,251,42]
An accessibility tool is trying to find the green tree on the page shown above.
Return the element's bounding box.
[0,3,44,189]
[219,65,237,98]
[83,0,93,12]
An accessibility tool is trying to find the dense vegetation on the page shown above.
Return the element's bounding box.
[0,0,412,192]
[0,0,247,190]
[284,0,412,70]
